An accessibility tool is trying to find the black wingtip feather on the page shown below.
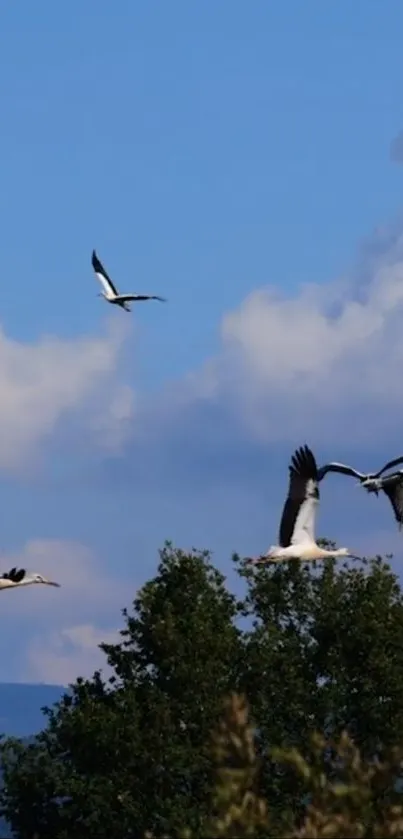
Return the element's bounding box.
[2,566,25,582]
[289,444,318,480]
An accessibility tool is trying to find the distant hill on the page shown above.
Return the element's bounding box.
[0,682,65,836]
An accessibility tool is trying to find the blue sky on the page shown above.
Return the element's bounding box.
[1,1,403,683]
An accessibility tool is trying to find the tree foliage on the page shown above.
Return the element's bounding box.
[2,542,403,836]
[184,693,403,839]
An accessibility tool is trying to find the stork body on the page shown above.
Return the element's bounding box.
[246,445,360,565]
[0,567,60,591]
[317,454,403,529]
[91,250,166,312]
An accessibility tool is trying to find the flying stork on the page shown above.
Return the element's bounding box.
[91,250,166,312]
[246,444,362,565]
[317,453,403,529]
[0,567,60,591]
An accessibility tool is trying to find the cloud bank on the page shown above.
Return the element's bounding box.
[27,624,119,685]
[146,223,403,451]
[0,317,134,471]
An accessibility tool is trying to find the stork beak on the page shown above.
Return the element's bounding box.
[44,579,61,587]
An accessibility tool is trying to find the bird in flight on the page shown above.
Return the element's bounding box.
[91,250,166,312]
[245,444,362,565]
[0,567,60,591]
[317,453,403,529]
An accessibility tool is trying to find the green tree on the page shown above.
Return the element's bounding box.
[0,544,241,839]
[237,547,403,830]
[177,693,403,839]
[3,543,403,837]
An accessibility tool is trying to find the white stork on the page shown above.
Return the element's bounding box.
[0,567,60,591]
[246,444,361,565]
[91,250,166,312]
[318,453,403,529]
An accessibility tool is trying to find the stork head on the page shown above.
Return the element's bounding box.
[360,477,380,495]
[29,573,60,587]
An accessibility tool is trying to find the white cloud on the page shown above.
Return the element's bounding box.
[88,382,136,452]
[185,227,403,445]
[26,624,119,685]
[0,316,134,470]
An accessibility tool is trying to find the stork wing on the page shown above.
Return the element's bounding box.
[91,250,119,296]
[1,567,25,582]
[279,445,319,547]
[1,566,15,580]
[317,462,367,481]
[375,454,403,478]
[380,475,403,528]
[116,294,166,303]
